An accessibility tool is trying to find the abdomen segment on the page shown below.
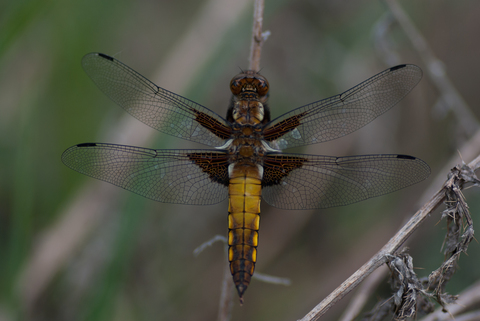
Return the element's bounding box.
[227,164,262,301]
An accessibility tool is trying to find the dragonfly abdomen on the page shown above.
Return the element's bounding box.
[227,164,262,301]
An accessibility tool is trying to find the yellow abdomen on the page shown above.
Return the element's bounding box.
[228,164,262,300]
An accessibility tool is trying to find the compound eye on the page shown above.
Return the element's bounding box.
[230,77,243,95]
[256,78,269,96]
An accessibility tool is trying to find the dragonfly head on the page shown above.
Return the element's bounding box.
[230,71,269,97]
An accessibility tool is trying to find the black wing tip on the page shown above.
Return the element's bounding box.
[83,52,114,61]
[389,64,422,73]
[97,53,114,61]
[76,142,97,147]
[61,143,98,162]
[396,154,431,178]
[390,64,407,71]
[396,154,415,160]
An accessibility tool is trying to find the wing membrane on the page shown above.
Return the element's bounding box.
[62,143,229,205]
[82,53,231,147]
[264,65,422,150]
[262,153,430,209]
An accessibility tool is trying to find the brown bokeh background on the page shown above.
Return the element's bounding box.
[1,0,479,320]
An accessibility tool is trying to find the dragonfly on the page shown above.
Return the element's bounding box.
[62,53,430,302]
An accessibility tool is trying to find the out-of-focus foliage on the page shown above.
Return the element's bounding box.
[0,0,479,320]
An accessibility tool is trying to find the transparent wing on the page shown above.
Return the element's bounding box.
[262,153,430,210]
[264,65,422,150]
[62,143,229,205]
[82,53,231,147]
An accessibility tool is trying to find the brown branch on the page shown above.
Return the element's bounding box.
[248,0,269,72]
[338,265,389,321]
[217,242,234,321]
[299,191,442,320]
[299,152,479,321]
[290,5,480,319]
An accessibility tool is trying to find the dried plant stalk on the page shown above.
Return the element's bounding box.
[249,0,269,71]
[300,157,479,321]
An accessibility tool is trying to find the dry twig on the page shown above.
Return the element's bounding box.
[217,240,235,321]
[248,0,270,72]
[339,265,390,321]
[299,155,479,321]
[327,2,480,320]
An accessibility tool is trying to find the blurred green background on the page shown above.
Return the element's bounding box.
[1,0,479,320]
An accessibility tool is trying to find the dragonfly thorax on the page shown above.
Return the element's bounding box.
[232,100,265,125]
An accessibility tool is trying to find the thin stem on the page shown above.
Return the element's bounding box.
[217,243,234,321]
[299,152,479,321]
[338,265,389,321]
[299,3,480,320]
[249,0,266,71]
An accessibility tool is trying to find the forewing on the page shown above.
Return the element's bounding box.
[82,53,231,147]
[264,65,422,150]
[262,153,430,210]
[62,143,229,205]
